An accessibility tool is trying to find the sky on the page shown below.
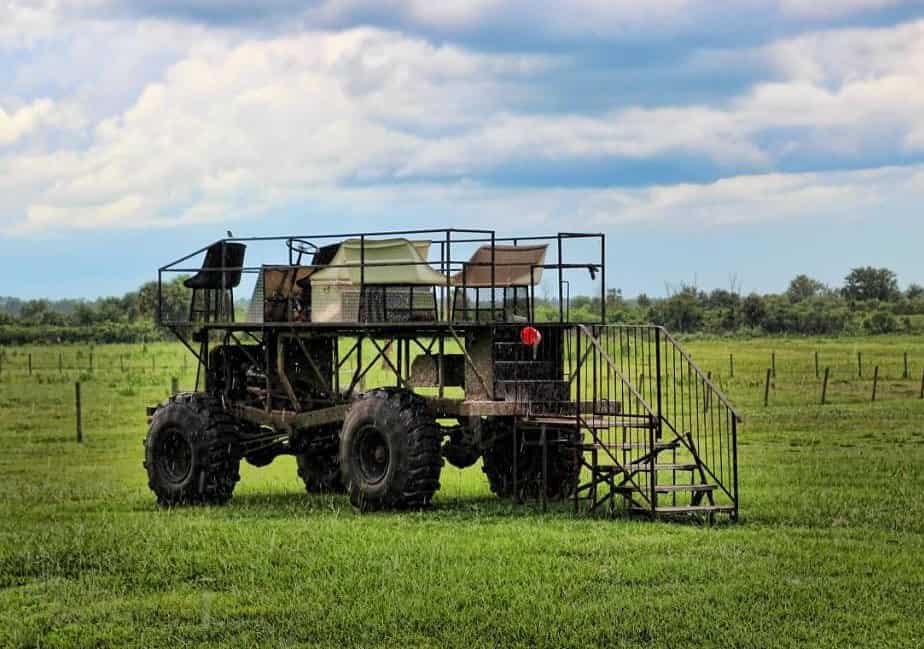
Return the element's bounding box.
[2,0,924,300]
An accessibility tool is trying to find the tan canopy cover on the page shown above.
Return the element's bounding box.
[452,244,547,287]
[309,238,448,286]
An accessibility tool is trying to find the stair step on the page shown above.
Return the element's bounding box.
[528,416,609,429]
[521,437,577,446]
[629,463,700,472]
[654,484,716,493]
[494,360,557,364]
[607,418,658,429]
[557,416,656,430]
[580,440,679,451]
[632,505,735,514]
[495,365,555,373]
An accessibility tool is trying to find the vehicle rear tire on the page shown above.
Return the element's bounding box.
[144,393,241,506]
[339,388,442,510]
[481,419,580,501]
[295,424,344,494]
[297,451,345,493]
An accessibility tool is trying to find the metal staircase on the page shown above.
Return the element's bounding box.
[484,323,739,520]
[568,324,740,520]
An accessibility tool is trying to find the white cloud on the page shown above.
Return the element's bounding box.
[779,0,916,20]
[235,164,924,233]
[0,98,84,146]
[765,19,924,82]
[0,0,110,48]
[0,28,552,232]
[604,167,898,226]
[307,0,924,40]
[3,10,924,235]
[396,107,770,178]
[0,99,53,145]
[7,0,918,47]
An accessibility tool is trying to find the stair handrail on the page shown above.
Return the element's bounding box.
[656,326,743,423]
[574,324,659,511]
[576,324,658,421]
[654,324,739,516]
[578,323,739,518]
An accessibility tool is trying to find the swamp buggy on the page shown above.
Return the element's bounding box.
[145,229,740,519]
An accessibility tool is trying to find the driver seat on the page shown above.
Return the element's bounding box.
[184,241,246,323]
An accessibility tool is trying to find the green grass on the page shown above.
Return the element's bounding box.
[1,338,923,648]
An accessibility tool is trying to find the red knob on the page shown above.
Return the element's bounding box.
[520,326,542,346]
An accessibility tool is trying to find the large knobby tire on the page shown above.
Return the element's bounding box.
[295,424,345,494]
[297,451,345,494]
[143,393,241,506]
[339,388,442,511]
[481,419,580,501]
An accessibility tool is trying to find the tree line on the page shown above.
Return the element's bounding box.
[0,266,919,344]
[541,267,923,335]
[0,277,192,344]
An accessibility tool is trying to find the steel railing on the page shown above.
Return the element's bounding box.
[568,324,739,517]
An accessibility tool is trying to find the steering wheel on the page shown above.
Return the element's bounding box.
[286,238,319,265]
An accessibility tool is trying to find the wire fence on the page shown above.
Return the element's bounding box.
[2,343,923,408]
[0,347,192,376]
[695,349,924,407]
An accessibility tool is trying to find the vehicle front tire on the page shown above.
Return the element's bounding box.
[339,388,442,511]
[144,393,241,506]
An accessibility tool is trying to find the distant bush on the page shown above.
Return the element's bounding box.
[863,311,899,335]
[0,321,165,345]
[648,288,704,333]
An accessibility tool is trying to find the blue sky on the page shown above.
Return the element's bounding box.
[2,0,924,299]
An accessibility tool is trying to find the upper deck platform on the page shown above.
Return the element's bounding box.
[158,228,606,330]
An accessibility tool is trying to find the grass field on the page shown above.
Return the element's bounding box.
[1,337,923,648]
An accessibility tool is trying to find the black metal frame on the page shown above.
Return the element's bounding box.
[152,228,740,520]
[157,228,606,328]
[156,229,608,390]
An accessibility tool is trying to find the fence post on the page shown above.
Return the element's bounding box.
[904,352,909,380]
[75,382,83,443]
[729,353,734,378]
[857,351,862,378]
[28,353,32,376]
[89,351,93,372]
[171,377,179,395]
[763,368,771,407]
[821,367,830,405]
[120,354,125,372]
[872,366,879,402]
[920,368,924,400]
[771,352,776,378]
[814,351,819,379]
[59,352,63,374]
